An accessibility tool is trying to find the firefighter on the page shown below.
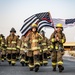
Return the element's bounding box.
[16,35,20,60]
[27,23,43,72]
[0,34,6,62]
[49,23,66,72]
[40,30,49,66]
[19,35,25,66]
[47,39,51,59]
[6,27,19,66]
[19,35,29,66]
[0,34,3,61]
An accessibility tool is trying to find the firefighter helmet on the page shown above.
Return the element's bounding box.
[31,23,37,28]
[56,23,63,28]
[40,30,45,34]
[10,27,16,33]
[17,35,20,38]
[1,34,4,37]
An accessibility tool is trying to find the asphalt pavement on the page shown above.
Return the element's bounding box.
[0,55,75,75]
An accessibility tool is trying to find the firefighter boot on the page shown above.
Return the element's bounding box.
[34,55,40,72]
[52,65,56,71]
[4,54,6,60]
[25,54,29,66]
[20,58,25,66]
[20,54,25,66]
[43,53,48,66]
[58,65,64,72]
[35,65,39,72]
[29,57,34,71]
[11,53,16,66]
[1,55,4,62]
[7,54,11,65]
[39,54,43,66]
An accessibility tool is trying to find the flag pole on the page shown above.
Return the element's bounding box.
[48,11,55,30]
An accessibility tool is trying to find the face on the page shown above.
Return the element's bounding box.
[10,32,15,35]
[32,27,37,32]
[56,27,62,33]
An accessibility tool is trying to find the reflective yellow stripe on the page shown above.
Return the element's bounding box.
[52,62,57,65]
[5,44,7,47]
[7,59,11,62]
[48,46,50,48]
[34,62,40,66]
[29,64,34,68]
[47,56,51,59]
[24,43,27,47]
[40,49,42,52]
[2,59,4,61]
[39,38,42,41]
[20,59,25,62]
[0,38,2,40]
[55,46,58,50]
[11,61,16,64]
[7,47,12,50]
[43,48,48,51]
[51,38,55,42]
[57,61,63,65]
[17,46,20,49]
[32,47,40,50]
[50,45,54,48]
[1,42,4,44]
[32,39,38,43]
[42,43,46,45]
[43,61,48,64]
[12,48,16,50]
[12,41,16,43]
[62,39,64,43]
[20,48,25,50]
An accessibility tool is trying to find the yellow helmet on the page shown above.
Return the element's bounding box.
[31,23,37,28]
[56,23,63,28]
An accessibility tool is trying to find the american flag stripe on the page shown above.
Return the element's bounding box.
[20,15,34,31]
[38,20,50,27]
[20,16,39,33]
[38,20,53,31]
[21,18,39,34]
[22,26,31,35]
[20,15,36,31]
[21,17,39,34]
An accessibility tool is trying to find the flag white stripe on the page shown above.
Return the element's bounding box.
[24,15,35,24]
[38,20,50,28]
[38,20,48,26]
[22,26,31,35]
[20,15,35,31]
[38,23,51,30]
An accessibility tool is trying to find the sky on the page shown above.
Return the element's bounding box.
[0,0,75,42]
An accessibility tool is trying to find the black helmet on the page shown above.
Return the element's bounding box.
[17,35,20,38]
[40,30,45,34]
[10,27,16,33]
[1,34,4,37]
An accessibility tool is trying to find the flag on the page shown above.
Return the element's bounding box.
[65,18,75,24]
[20,12,54,35]
[65,18,75,27]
